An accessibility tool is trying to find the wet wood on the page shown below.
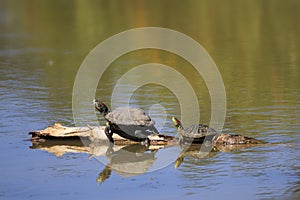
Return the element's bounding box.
[29,123,266,157]
[212,133,266,146]
[29,123,178,145]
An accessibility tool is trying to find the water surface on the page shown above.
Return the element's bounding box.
[0,1,300,199]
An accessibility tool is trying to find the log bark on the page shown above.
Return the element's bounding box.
[29,123,178,145]
[29,123,178,157]
[29,123,266,157]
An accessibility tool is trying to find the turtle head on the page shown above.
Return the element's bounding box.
[93,99,109,115]
[172,117,183,130]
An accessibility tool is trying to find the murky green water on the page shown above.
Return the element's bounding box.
[1,1,300,199]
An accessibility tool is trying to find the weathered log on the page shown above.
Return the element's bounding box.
[212,133,266,146]
[29,123,266,157]
[28,123,269,180]
[30,123,120,140]
[29,123,178,145]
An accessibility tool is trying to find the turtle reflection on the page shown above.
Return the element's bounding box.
[174,137,266,168]
[96,144,157,183]
[175,142,218,168]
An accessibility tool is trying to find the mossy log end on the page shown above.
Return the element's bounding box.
[213,133,266,145]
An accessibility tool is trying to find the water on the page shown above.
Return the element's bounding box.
[1,1,300,199]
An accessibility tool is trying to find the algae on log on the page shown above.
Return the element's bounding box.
[212,133,266,146]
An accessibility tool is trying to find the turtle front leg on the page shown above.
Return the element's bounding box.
[104,126,114,144]
[135,130,150,146]
[141,137,150,147]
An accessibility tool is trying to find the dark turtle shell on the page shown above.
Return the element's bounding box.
[104,107,158,142]
[179,124,217,138]
[105,107,155,126]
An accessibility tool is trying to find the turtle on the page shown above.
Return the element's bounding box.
[172,116,266,145]
[93,99,158,144]
[172,116,218,144]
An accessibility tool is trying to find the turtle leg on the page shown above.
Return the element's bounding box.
[104,126,114,144]
[141,137,150,146]
[134,130,150,146]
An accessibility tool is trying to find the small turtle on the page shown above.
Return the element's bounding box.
[94,100,158,144]
[172,116,218,144]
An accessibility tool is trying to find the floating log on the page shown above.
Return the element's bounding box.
[30,123,122,141]
[29,123,266,155]
[28,123,269,182]
[29,123,178,146]
[212,133,266,145]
